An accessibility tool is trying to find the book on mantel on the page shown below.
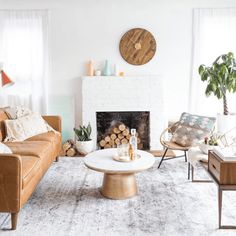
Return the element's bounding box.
[213,146,236,161]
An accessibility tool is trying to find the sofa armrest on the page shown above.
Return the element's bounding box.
[0,154,22,213]
[42,116,62,133]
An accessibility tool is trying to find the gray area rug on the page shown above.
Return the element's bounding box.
[0,157,236,236]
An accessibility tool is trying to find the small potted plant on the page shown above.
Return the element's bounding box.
[199,52,236,133]
[199,131,221,154]
[74,123,94,155]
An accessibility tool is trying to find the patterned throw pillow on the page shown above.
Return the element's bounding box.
[171,112,216,147]
[4,106,33,119]
[4,113,55,142]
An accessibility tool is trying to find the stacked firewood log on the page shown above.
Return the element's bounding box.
[98,122,141,149]
[62,139,77,156]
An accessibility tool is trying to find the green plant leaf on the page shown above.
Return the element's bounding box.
[199,52,236,113]
[198,65,205,76]
[73,123,92,141]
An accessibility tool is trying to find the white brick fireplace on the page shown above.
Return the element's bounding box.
[81,76,166,150]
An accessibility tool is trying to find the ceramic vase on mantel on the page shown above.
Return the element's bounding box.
[87,60,94,76]
[103,60,111,76]
[113,64,119,76]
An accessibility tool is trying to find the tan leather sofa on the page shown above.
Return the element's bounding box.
[0,109,62,230]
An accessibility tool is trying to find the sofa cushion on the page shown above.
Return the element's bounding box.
[21,155,41,189]
[26,132,61,158]
[26,131,61,144]
[4,141,55,172]
[5,141,51,158]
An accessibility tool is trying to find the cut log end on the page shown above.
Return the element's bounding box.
[113,127,121,134]
[99,140,106,147]
[121,138,128,144]
[66,148,76,157]
[118,124,126,131]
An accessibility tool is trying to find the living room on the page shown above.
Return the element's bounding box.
[0,0,236,235]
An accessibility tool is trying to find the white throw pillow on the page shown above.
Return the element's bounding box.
[4,106,33,119]
[4,113,54,142]
[0,142,12,154]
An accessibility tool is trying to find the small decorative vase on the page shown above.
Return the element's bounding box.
[113,64,118,76]
[87,60,94,76]
[95,70,101,76]
[103,60,111,76]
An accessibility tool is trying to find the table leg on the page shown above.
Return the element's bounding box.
[101,173,138,200]
[191,165,194,182]
[218,187,222,229]
[188,163,190,180]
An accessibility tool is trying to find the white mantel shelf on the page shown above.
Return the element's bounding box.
[81,75,166,149]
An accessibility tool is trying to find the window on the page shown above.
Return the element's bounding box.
[0,10,49,113]
[189,8,236,116]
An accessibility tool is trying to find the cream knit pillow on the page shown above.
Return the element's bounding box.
[4,113,54,142]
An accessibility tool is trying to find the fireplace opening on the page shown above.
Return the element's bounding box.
[96,111,150,150]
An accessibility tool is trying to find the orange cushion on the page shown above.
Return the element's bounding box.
[21,155,41,189]
[26,132,61,158]
[26,131,61,144]
[5,141,51,158]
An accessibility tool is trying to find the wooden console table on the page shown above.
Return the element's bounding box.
[208,151,236,229]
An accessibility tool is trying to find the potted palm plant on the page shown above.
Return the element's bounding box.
[199,52,236,133]
[74,123,94,155]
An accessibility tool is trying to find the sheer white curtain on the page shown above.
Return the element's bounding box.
[0,10,49,113]
[189,8,236,116]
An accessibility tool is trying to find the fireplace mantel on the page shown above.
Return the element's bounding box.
[80,75,166,149]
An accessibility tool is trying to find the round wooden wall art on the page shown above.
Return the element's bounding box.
[119,28,156,65]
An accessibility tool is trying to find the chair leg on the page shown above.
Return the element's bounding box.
[188,162,190,180]
[55,156,59,162]
[158,148,168,169]
[184,151,187,162]
[11,213,18,230]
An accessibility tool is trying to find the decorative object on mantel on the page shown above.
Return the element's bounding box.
[74,123,94,155]
[103,60,111,76]
[95,70,101,76]
[87,60,94,76]
[62,139,77,157]
[119,28,156,65]
[199,52,236,134]
[112,64,119,76]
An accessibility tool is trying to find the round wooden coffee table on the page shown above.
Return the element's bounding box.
[84,148,155,200]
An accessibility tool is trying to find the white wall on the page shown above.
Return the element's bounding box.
[1,0,236,134]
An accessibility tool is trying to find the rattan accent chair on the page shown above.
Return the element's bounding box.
[158,121,191,178]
